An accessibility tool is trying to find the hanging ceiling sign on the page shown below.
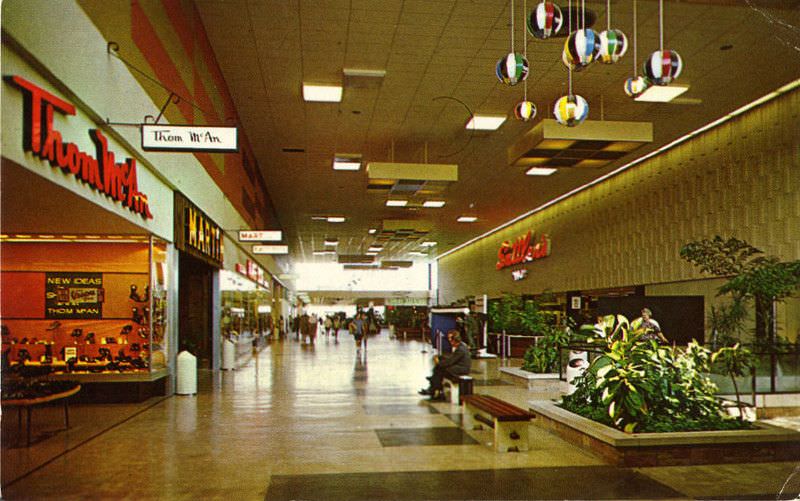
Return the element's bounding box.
[253,245,288,255]
[141,125,238,153]
[238,230,282,242]
[496,231,551,271]
[6,75,153,220]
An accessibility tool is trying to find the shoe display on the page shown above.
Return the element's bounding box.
[71,328,83,338]
[129,284,142,302]
[120,325,133,335]
[46,320,61,331]
[85,332,96,344]
[1,325,10,337]
[132,307,144,324]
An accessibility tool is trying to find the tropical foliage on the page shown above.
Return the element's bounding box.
[521,323,571,373]
[680,236,800,347]
[562,315,753,433]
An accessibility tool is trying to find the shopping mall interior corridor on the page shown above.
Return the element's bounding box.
[3,330,799,500]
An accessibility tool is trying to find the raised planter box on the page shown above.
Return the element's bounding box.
[529,399,800,466]
[500,367,566,392]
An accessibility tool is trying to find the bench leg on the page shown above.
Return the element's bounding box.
[462,404,481,430]
[443,380,459,404]
[494,420,530,452]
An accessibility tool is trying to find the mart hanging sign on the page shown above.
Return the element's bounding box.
[6,75,153,219]
[496,231,551,271]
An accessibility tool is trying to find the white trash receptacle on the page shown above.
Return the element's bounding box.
[566,350,589,395]
[221,339,235,370]
[176,350,197,395]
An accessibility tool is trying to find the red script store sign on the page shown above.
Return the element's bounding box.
[7,76,153,219]
[496,231,551,270]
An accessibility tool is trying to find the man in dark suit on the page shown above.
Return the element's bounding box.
[419,330,471,401]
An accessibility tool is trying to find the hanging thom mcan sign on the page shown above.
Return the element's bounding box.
[6,76,153,219]
[496,231,551,270]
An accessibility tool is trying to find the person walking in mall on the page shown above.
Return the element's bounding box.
[332,315,341,341]
[349,312,367,352]
[418,330,471,401]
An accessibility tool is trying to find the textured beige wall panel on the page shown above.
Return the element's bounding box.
[439,89,800,306]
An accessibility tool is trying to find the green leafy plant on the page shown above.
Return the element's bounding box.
[680,236,800,347]
[521,323,570,373]
[562,315,753,433]
[711,343,755,419]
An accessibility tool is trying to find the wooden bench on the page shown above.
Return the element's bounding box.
[462,394,534,452]
[442,375,473,404]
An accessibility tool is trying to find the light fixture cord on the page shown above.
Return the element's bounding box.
[582,0,586,29]
[511,0,515,52]
[523,0,528,101]
[607,0,611,30]
[632,0,638,76]
[569,0,574,96]
[659,0,664,53]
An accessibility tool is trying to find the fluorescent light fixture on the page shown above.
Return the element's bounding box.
[368,228,377,234]
[313,250,334,256]
[457,216,478,223]
[333,153,362,171]
[423,200,446,208]
[408,251,427,256]
[386,200,408,207]
[333,161,361,171]
[368,245,384,252]
[635,84,690,102]
[302,84,343,102]
[327,216,346,223]
[465,115,506,131]
[366,251,379,256]
[526,167,557,176]
[343,68,386,78]
[253,245,289,255]
[421,241,437,247]
[323,238,338,246]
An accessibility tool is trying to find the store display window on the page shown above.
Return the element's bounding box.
[0,235,170,379]
[220,270,272,350]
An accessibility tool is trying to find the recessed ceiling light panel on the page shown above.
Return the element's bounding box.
[466,115,507,130]
[327,216,346,223]
[423,200,446,208]
[635,84,690,103]
[302,84,343,102]
[386,200,408,207]
[526,167,558,176]
[457,216,478,223]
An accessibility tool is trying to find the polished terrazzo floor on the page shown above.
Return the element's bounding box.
[2,330,799,500]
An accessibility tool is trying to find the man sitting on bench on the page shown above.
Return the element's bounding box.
[419,330,471,401]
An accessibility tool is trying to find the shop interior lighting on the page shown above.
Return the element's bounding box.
[526,167,558,176]
[635,84,690,102]
[333,153,362,171]
[421,241,437,247]
[465,115,507,130]
[457,216,478,223]
[423,200,446,208]
[438,77,800,261]
[302,84,343,102]
[386,199,408,207]
[326,216,346,223]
